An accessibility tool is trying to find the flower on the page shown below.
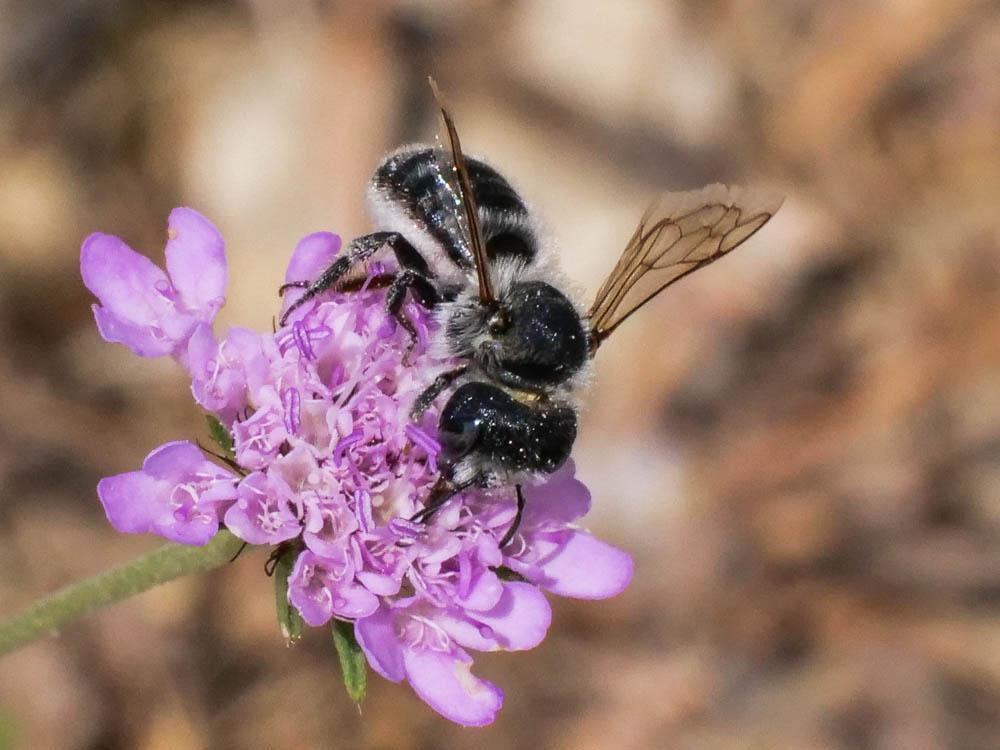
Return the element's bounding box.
[82,208,633,726]
[81,208,226,359]
[97,440,238,546]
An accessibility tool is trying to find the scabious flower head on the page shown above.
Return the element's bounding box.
[82,209,633,726]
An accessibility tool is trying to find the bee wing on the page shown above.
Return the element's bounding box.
[428,78,496,305]
[588,184,782,349]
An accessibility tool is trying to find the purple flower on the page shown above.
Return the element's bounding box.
[97,441,238,546]
[83,209,633,726]
[288,548,379,626]
[355,582,551,727]
[81,208,226,359]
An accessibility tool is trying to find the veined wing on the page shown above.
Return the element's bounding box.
[428,78,495,304]
[588,184,782,349]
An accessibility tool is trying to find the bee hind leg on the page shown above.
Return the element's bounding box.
[499,484,526,548]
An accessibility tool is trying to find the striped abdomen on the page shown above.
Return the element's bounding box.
[371,146,537,271]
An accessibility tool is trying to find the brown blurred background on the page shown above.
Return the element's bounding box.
[1,1,999,748]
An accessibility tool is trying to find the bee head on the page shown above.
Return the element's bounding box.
[447,280,587,388]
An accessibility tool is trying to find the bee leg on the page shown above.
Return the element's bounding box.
[409,474,474,524]
[410,364,469,420]
[278,232,431,326]
[499,484,526,548]
[279,253,355,324]
[386,271,439,359]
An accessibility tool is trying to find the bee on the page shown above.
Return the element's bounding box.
[280,81,781,545]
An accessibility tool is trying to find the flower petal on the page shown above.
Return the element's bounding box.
[524,530,634,600]
[81,233,173,324]
[284,232,342,284]
[472,582,551,651]
[355,607,405,682]
[91,304,176,358]
[456,567,504,612]
[224,470,295,544]
[165,208,227,316]
[282,232,342,313]
[403,647,503,726]
[524,460,591,525]
[331,583,380,620]
[141,440,211,480]
[82,233,189,356]
[157,511,220,547]
[97,471,169,535]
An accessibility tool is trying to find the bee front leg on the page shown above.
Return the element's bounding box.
[385,270,439,357]
[279,231,431,325]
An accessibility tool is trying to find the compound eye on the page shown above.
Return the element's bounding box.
[486,308,509,336]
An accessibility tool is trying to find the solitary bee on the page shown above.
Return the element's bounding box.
[281,81,781,544]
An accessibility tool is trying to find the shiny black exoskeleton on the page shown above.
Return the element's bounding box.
[438,383,577,477]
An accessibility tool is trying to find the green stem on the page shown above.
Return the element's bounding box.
[0,531,247,657]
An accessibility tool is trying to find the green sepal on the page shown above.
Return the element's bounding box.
[205,414,235,460]
[332,619,367,705]
[494,565,528,583]
[273,548,303,645]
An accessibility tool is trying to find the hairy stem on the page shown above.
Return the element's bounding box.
[0,531,246,657]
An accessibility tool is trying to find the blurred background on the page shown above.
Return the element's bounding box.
[1,1,999,748]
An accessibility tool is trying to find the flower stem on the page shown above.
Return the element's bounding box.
[0,531,247,657]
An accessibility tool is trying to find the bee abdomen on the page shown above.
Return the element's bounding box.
[372,147,537,270]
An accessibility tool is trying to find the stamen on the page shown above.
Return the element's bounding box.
[389,517,423,538]
[281,387,301,435]
[355,489,375,532]
[333,430,364,466]
[292,320,316,360]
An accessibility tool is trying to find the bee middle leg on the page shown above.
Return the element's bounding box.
[410,364,469,419]
[279,231,432,325]
[409,474,475,524]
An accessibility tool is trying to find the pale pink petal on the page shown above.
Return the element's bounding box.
[355,607,405,682]
[97,471,170,535]
[403,647,503,726]
[529,530,634,600]
[165,208,226,316]
[82,232,191,356]
[141,440,210,480]
[284,232,341,283]
[331,584,380,619]
[524,461,590,525]
[455,568,503,612]
[435,611,499,652]
[156,511,219,547]
[81,233,174,325]
[282,232,342,312]
[470,582,551,650]
[91,304,176,358]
